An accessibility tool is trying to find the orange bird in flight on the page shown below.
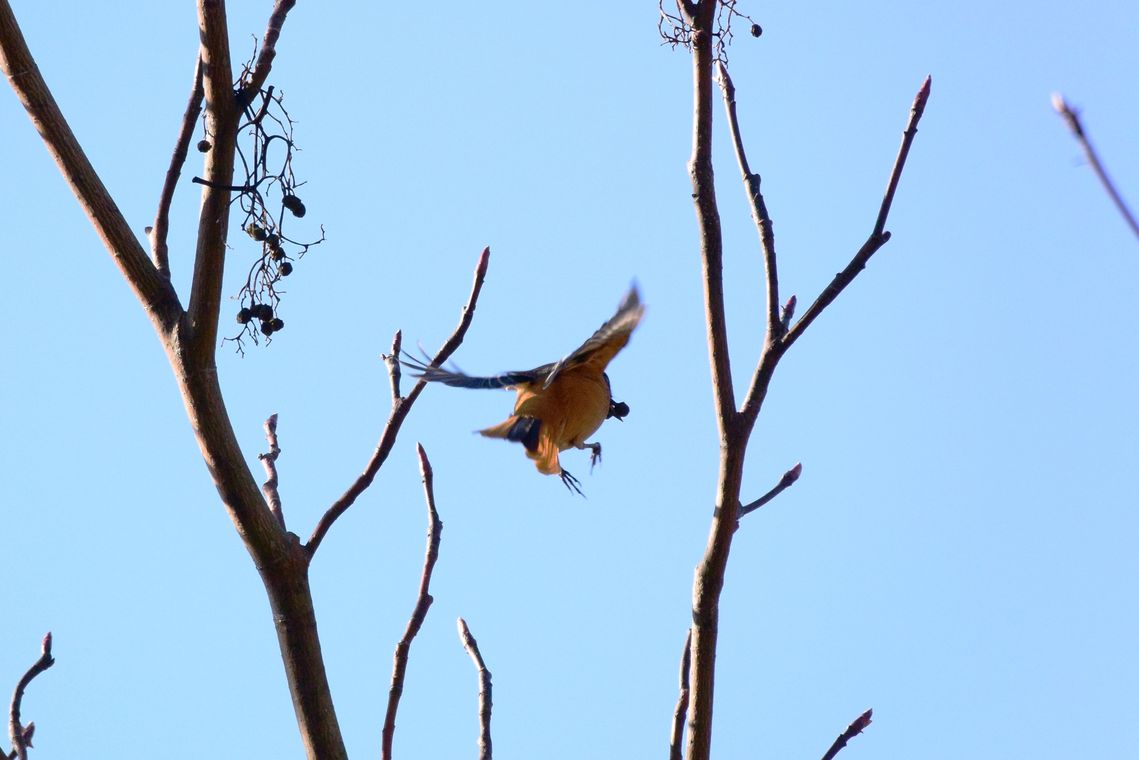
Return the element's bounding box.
[405,286,643,494]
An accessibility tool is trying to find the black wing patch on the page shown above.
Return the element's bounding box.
[400,351,538,390]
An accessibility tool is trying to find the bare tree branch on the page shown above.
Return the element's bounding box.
[0,1,182,330]
[149,56,204,278]
[7,633,54,760]
[716,61,781,342]
[669,630,693,760]
[683,0,736,429]
[457,618,493,760]
[307,247,490,557]
[258,413,285,529]
[738,462,801,520]
[820,708,873,760]
[187,0,239,359]
[783,76,931,352]
[676,9,929,758]
[381,444,444,760]
[1052,93,1139,241]
[240,0,297,105]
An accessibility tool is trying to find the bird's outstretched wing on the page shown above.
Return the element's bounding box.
[401,352,540,390]
[543,285,644,388]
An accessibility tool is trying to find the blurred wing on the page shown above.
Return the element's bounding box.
[543,284,644,388]
[401,352,538,390]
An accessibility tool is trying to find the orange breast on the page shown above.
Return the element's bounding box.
[513,368,611,451]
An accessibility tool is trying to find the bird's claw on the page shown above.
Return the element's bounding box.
[560,469,585,497]
[588,443,602,472]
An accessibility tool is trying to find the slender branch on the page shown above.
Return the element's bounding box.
[1052,93,1139,241]
[716,61,781,342]
[240,0,297,105]
[7,633,54,760]
[0,1,182,331]
[738,462,801,519]
[669,630,693,760]
[783,75,931,352]
[820,708,873,760]
[381,444,443,760]
[150,56,204,278]
[258,413,285,529]
[187,0,239,360]
[685,1,736,430]
[457,618,493,760]
[306,247,490,556]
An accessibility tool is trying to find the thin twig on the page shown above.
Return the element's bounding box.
[669,630,693,760]
[240,0,297,105]
[258,413,285,530]
[783,75,931,352]
[820,708,873,760]
[457,618,493,760]
[306,247,490,557]
[150,56,204,278]
[381,444,444,760]
[738,462,801,520]
[717,61,781,341]
[1052,93,1139,241]
[7,633,54,760]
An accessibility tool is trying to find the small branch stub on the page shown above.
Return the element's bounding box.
[258,413,285,529]
[739,462,801,519]
[820,708,873,760]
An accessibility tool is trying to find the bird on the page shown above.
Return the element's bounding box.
[403,285,643,495]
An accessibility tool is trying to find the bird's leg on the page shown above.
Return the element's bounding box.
[576,441,603,472]
[560,468,585,497]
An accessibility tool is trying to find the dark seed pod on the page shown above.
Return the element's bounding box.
[270,247,286,261]
[750,23,762,37]
[236,307,252,324]
[197,139,212,153]
[279,261,294,276]
[260,320,275,336]
[282,194,307,218]
[252,303,274,321]
[265,233,280,248]
[269,317,285,332]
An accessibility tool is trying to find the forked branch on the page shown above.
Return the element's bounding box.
[306,247,490,556]
[381,444,444,760]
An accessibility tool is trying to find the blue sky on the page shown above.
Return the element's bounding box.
[2,2,1137,758]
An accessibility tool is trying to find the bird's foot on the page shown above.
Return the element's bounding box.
[560,469,585,497]
[586,442,602,472]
